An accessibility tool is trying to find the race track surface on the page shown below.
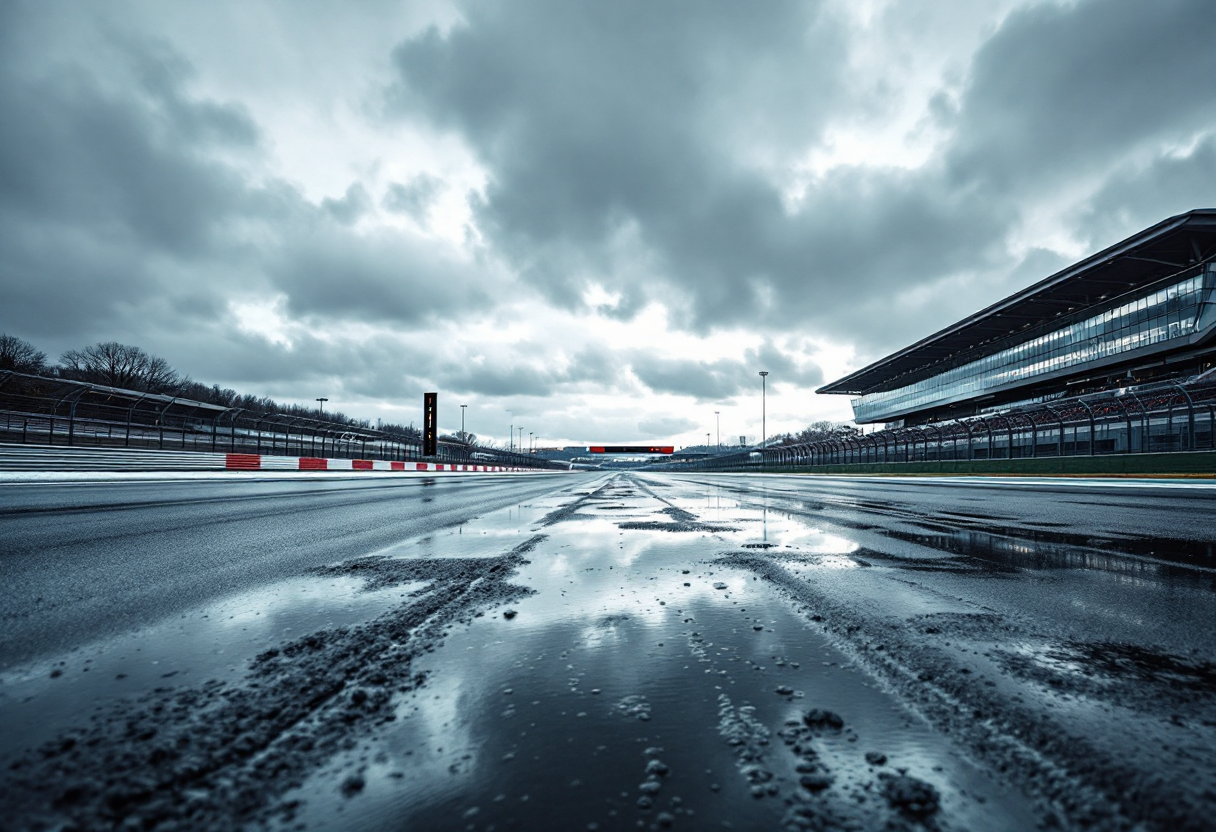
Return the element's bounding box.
[1,472,1213,831]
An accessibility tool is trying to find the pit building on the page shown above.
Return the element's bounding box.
[818,209,1216,426]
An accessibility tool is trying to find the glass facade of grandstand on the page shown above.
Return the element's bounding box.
[853,264,1216,423]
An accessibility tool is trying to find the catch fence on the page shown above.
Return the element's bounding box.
[0,371,559,470]
[653,373,1216,472]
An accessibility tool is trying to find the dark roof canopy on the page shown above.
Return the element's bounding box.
[819,209,1216,395]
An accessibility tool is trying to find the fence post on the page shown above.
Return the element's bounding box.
[959,419,973,461]
[1171,383,1195,451]
[154,398,175,450]
[130,398,144,447]
[1113,396,1134,454]
[1076,399,1096,455]
[1127,391,1149,453]
[1044,405,1064,456]
[926,424,941,462]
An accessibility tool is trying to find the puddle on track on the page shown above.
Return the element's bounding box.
[271,476,1034,832]
[0,486,588,810]
[6,473,1210,831]
[0,574,427,765]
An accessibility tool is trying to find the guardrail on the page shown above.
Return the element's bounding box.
[649,373,1216,473]
[0,445,232,471]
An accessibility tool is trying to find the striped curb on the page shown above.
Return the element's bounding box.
[0,443,551,473]
[225,453,531,473]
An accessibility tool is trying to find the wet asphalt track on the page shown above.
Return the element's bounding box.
[1,471,1214,832]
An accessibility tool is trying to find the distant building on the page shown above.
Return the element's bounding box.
[819,209,1216,426]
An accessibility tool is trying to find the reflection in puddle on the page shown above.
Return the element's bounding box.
[877,526,1214,585]
[7,472,1207,831]
[285,579,1029,832]
[0,574,424,766]
[271,475,1033,832]
[680,478,1214,593]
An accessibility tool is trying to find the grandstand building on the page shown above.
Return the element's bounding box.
[819,209,1216,426]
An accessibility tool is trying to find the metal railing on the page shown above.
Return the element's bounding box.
[648,374,1216,472]
[0,371,563,470]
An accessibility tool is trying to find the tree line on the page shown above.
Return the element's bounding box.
[0,333,422,441]
[2,333,851,448]
[772,420,862,446]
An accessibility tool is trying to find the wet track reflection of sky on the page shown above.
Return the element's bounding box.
[1,472,1213,831]
[0,574,423,764]
[270,478,1035,832]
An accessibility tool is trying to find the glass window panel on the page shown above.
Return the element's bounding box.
[852,273,1206,422]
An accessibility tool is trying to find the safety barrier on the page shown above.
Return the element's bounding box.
[650,372,1216,474]
[0,444,542,473]
[0,370,564,471]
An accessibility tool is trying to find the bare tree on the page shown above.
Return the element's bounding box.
[0,334,48,373]
[59,342,182,393]
[778,420,861,446]
[379,421,423,441]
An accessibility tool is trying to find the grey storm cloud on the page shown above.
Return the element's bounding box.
[0,36,259,259]
[428,345,623,399]
[3,0,1213,425]
[0,14,498,361]
[630,341,823,402]
[0,41,259,342]
[383,174,445,224]
[389,0,855,324]
[637,416,697,438]
[1074,135,1216,247]
[267,218,492,325]
[322,184,372,225]
[388,0,1216,353]
[944,0,1216,194]
[631,358,748,402]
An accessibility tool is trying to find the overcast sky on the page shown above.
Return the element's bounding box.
[2,0,1213,447]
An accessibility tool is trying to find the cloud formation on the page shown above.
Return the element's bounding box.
[2,0,1213,445]
[389,0,1215,349]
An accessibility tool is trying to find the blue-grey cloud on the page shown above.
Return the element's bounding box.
[388,0,1215,353]
[383,174,445,224]
[630,341,823,403]
[3,0,1213,426]
[0,20,496,358]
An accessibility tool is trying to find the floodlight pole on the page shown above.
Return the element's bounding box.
[715,411,720,451]
[316,397,328,413]
[460,404,467,440]
[759,371,769,448]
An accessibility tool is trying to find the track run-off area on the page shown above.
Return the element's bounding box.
[1,471,1213,832]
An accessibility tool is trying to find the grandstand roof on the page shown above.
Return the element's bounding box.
[818,209,1216,396]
